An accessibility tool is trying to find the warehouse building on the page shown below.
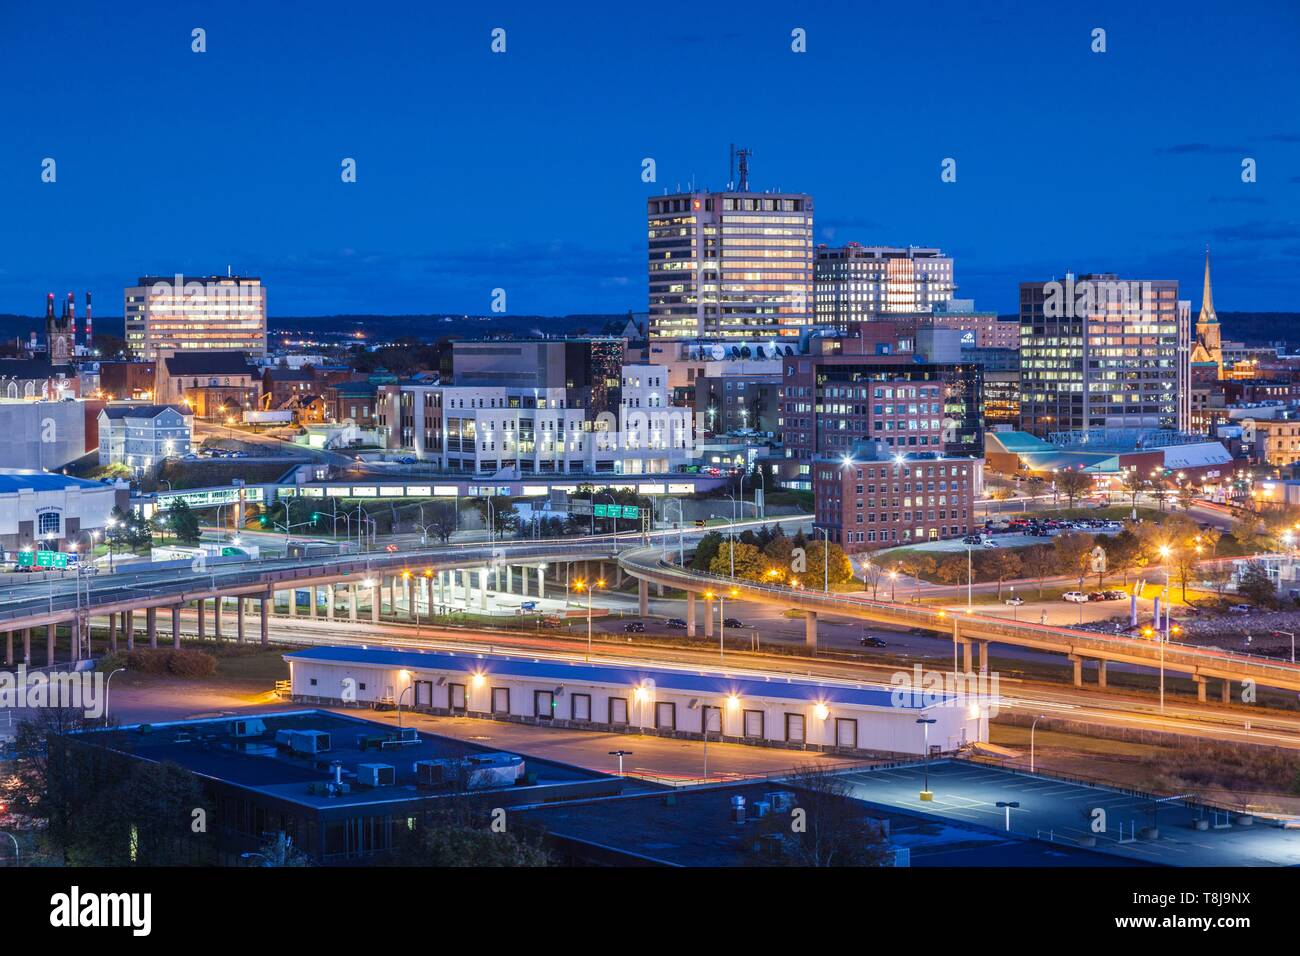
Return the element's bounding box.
[285,646,987,756]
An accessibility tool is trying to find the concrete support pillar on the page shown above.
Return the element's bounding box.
[327,584,336,621]
[236,595,246,643]
[4,630,11,666]
[521,566,530,597]
[961,640,973,673]
[146,606,158,649]
[704,598,714,638]
[615,564,624,588]
[657,582,665,598]
[1069,655,1082,688]
[287,589,296,616]
[480,567,489,610]
[371,582,380,623]
[214,599,223,641]
[1097,659,1108,689]
[47,623,56,664]
[260,595,270,647]
[536,566,545,600]
[804,610,818,649]
[687,591,697,637]
[109,614,118,653]
[307,587,317,619]
[348,583,358,621]
[436,571,445,607]
[70,616,81,662]
[196,600,206,642]
[1195,675,1207,703]
[978,641,990,674]
[22,628,31,665]
[505,566,513,594]
[638,578,649,618]
[1222,680,1232,704]
[462,570,473,608]
[170,605,181,649]
[125,610,135,651]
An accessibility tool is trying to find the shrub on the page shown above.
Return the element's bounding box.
[122,648,216,678]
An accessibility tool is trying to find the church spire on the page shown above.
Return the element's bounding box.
[1199,246,1217,325]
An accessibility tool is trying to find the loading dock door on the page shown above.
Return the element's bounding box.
[534,690,555,719]
[743,709,765,740]
[785,713,806,743]
[449,683,467,712]
[656,701,676,730]
[835,718,858,749]
[414,681,433,707]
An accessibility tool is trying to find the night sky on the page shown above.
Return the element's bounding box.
[1,0,1297,319]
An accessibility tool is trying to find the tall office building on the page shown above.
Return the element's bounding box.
[124,274,267,359]
[1018,273,1190,437]
[647,189,814,340]
[814,244,955,328]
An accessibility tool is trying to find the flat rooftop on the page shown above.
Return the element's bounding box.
[74,709,619,811]
[512,779,1131,867]
[285,645,941,711]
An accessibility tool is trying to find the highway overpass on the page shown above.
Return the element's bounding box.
[618,546,1300,700]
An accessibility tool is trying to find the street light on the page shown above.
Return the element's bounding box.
[916,716,937,799]
[1030,713,1045,772]
[104,668,126,725]
[995,801,1020,832]
[575,577,605,662]
[889,568,898,602]
[814,526,831,593]
[608,750,633,776]
[0,831,17,868]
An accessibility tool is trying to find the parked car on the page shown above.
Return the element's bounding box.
[623,621,645,633]
[983,540,1000,548]
[539,618,563,629]
[1103,590,1129,601]
[859,636,888,648]
[1228,604,1254,614]
[1087,592,1108,602]
[723,618,744,629]
[1005,596,1025,606]
[665,618,688,629]
[1062,591,1089,603]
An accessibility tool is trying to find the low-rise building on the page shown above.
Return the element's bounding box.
[0,470,120,550]
[813,441,981,551]
[155,350,261,421]
[97,404,193,469]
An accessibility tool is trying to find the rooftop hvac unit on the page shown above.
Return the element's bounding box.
[232,718,266,738]
[414,753,525,790]
[279,730,331,755]
[765,791,795,813]
[357,763,395,787]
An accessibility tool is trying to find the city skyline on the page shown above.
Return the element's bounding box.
[1,0,1297,318]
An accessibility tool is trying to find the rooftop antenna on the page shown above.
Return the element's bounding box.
[731,145,752,191]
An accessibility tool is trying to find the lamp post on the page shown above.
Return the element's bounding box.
[608,749,632,776]
[996,801,1020,832]
[917,716,937,799]
[104,667,126,726]
[815,526,830,593]
[0,831,17,868]
[576,577,604,662]
[1158,544,1171,713]
[889,568,898,602]
[1030,713,1045,772]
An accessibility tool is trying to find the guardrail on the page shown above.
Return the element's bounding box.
[617,547,1300,684]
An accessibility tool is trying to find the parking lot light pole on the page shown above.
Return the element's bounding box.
[916,716,937,800]
[1030,714,1045,772]
[1275,630,1296,663]
[996,800,1020,832]
[608,750,632,777]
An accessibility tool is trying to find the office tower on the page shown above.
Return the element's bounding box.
[647,185,814,340]
[813,244,955,328]
[1018,273,1189,437]
[124,274,267,359]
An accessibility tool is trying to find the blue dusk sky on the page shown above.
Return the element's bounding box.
[0,0,1297,320]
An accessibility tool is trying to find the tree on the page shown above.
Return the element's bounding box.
[1176,484,1197,513]
[1231,519,1271,556]
[242,831,315,867]
[1106,527,1143,584]
[935,556,968,586]
[166,499,201,544]
[1052,532,1095,587]
[1020,546,1058,598]
[979,550,1023,598]
[690,531,724,572]
[1238,561,1277,606]
[1203,563,1233,599]
[801,540,855,588]
[708,542,767,581]
[390,801,551,867]
[753,766,889,867]
[1056,469,1094,509]
[1121,469,1149,516]
[860,559,885,599]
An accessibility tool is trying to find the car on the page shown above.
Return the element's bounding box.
[1228,603,1254,614]
[723,618,744,628]
[1104,590,1129,601]
[623,621,645,633]
[962,535,983,545]
[1062,591,1089,603]
[80,565,99,576]
[539,618,563,629]
[983,540,1000,548]
[1087,592,1108,602]
[1004,596,1025,606]
[665,618,687,629]
[859,636,888,648]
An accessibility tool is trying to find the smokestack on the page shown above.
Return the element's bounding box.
[66,292,75,337]
[46,293,54,321]
[85,292,92,350]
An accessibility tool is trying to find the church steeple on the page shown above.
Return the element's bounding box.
[1199,246,1217,325]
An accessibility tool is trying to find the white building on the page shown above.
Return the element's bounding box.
[285,646,987,756]
[0,471,120,551]
[97,404,193,470]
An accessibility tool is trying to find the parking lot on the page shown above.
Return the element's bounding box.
[833,760,1300,866]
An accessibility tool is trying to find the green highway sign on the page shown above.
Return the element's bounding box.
[593,503,640,520]
[17,549,69,569]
